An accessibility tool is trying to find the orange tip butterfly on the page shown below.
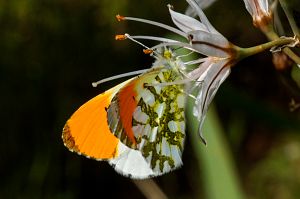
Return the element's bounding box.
[63,48,188,179]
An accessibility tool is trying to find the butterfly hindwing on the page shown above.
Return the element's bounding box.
[107,66,186,177]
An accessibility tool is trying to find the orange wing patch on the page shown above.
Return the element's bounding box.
[62,80,132,160]
[117,80,138,146]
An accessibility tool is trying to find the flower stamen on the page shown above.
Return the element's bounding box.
[115,34,127,41]
[92,69,149,87]
[116,14,125,22]
[124,35,195,52]
[116,14,187,38]
[123,33,153,53]
[143,49,153,54]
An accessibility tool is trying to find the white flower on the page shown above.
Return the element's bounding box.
[116,0,236,143]
[243,0,272,27]
[168,1,232,58]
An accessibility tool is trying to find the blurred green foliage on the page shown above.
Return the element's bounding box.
[1,0,300,199]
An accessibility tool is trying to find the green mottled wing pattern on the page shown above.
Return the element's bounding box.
[108,66,186,175]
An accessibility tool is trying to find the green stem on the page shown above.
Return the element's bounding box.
[263,26,300,64]
[236,37,296,60]
[279,0,300,37]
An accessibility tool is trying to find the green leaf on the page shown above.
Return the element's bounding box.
[186,100,245,199]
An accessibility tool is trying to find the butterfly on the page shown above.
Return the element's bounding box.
[62,49,188,179]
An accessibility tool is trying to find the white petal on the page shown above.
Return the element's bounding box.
[187,57,212,81]
[185,0,217,17]
[260,0,269,13]
[169,5,207,33]
[189,30,230,58]
[243,0,269,17]
[186,0,221,34]
[192,59,230,140]
[243,0,256,16]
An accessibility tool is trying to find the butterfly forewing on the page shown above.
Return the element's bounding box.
[107,66,186,175]
[62,79,133,160]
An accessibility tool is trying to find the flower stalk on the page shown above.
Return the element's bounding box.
[236,36,299,60]
[263,28,300,65]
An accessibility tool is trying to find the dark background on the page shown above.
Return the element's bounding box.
[1,0,300,198]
